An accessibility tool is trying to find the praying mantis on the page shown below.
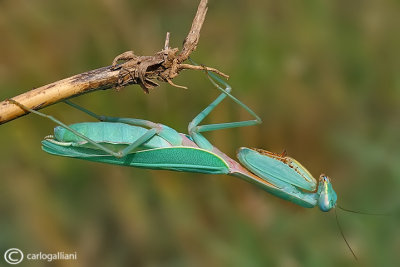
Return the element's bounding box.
[8,72,337,212]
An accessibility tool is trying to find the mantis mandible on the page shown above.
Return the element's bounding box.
[8,72,337,213]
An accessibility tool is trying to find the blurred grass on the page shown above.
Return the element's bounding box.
[0,0,399,266]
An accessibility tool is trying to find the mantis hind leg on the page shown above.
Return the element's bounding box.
[7,99,162,158]
[7,99,124,157]
[64,100,162,129]
[188,70,262,150]
[63,100,182,146]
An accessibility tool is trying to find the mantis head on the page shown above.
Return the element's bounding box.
[316,174,337,212]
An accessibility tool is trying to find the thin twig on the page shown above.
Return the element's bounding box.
[0,0,225,125]
[0,66,119,125]
[178,64,228,78]
[178,0,208,62]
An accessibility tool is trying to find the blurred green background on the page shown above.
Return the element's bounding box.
[1,0,399,266]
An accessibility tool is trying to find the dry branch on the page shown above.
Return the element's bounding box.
[0,0,225,125]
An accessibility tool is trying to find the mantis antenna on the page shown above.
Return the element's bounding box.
[335,208,358,261]
[335,203,393,261]
[338,205,392,216]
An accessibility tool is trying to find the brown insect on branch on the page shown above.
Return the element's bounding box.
[0,0,227,125]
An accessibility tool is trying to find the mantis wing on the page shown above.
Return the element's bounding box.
[42,140,230,175]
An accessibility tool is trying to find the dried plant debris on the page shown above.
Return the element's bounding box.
[111,33,228,93]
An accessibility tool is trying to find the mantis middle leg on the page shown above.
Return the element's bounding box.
[188,72,262,150]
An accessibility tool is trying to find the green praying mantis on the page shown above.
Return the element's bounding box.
[8,65,390,260]
[9,72,337,212]
[9,70,373,259]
